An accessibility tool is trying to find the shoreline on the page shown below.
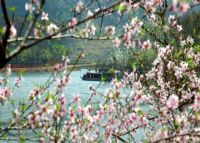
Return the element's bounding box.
[3,64,97,72]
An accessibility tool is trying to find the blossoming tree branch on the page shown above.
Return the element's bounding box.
[0,0,200,142]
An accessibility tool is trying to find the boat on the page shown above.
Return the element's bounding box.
[81,72,102,81]
[81,69,122,82]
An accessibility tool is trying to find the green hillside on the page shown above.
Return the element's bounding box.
[1,0,200,67]
[2,0,114,66]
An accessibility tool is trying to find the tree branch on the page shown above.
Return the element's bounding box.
[0,0,11,67]
[1,0,123,69]
[7,34,112,43]
[152,130,200,143]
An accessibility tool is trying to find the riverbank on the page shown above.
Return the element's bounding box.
[2,64,97,72]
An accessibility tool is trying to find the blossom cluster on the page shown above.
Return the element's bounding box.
[0,0,200,142]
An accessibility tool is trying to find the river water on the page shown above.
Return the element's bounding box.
[0,70,111,120]
[0,70,145,142]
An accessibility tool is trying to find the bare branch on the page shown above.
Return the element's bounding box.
[7,34,113,43]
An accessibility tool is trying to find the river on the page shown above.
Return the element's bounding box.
[0,70,145,142]
[0,69,111,120]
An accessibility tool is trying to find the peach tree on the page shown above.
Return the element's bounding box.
[0,0,200,142]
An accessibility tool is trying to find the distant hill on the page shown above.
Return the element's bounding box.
[2,0,115,66]
[1,1,200,66]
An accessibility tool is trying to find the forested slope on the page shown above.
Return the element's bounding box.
[1,0,200,66]
[2,0,115,66]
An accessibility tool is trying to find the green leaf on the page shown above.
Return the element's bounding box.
[27,15,32,21]
[9,6,16,12]
[72,105,77,112]
[186,57,196,68]
[101,74,106,81]
[109,67,115,74]
[194,44,200,52]
[0,27,5,34]
[10,99,15,107]
[21,104,27,112]
[142,139,149,143]
[170,39,176,45]
[114,4,127,13]
[20,136,25,143]
[83,118,88,125]
[136,109,144,116]
[132,62,137,69]
[2,133,7,139]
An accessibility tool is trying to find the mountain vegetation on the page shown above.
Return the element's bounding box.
[1,0,200,68]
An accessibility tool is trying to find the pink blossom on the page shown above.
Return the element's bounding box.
[105,26,115,36]
[73,95,80,103]
[88,84,93,91]
[105,125,113,139]
[149,14,157,24]
[87,10,93,18]
[142,40,152,49]
[167,61,175,70]
[41,12,49,21]
[56,78,62,87]
[169,0,190,14]
[80,53,85,58]
[152,0,161,5]
[10,25,17,38]
[163,25,170,32]
[29,88,40,102]
[0,87,11,99]
[153,129,168,141]
[178,3,190,13]
[168,15,175,23]
[32,0,38,4]
[123,32,132,48]
[144,1,153,11]
[117,2,127,14]
[166,94,179,110]
[68,18,78,27]
[174,67,183,79]
[15,78,20,87]
[75,1,84,13]
[47,23,58,35]
[25,3,35,13]
[58,94,66,105]
[112,37,121,48]
[55,63,63,71]
[187,36,194,44]
[180,61,188,71]
[180,40,186,46]
[1,1,200,142]
[85,22,96,37]
[177,25,183,32]
[33,28,39,36]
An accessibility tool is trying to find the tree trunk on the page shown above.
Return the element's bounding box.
[0,41,6,69]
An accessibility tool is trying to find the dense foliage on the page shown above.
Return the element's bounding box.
[9,42,69,66]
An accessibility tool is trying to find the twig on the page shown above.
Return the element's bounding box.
[152,130,200,143]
